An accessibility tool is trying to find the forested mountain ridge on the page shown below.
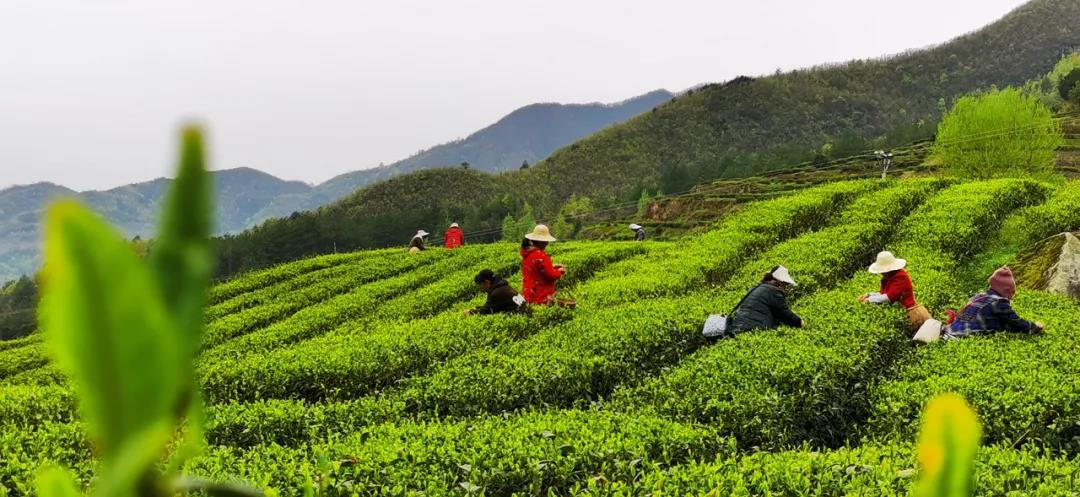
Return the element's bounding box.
[215,0,1080,276]
[522,0,1080,205]
[247,89,675,223]
[0,168,310,282]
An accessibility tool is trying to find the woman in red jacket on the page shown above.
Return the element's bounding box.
[859,251,930,329]
[520,224,566,305]
[444,223,464,249]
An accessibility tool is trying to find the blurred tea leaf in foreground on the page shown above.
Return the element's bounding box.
[37,127,240,496]
[915,393,983,497]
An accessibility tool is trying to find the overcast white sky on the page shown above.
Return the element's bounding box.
[1,0,1029,191]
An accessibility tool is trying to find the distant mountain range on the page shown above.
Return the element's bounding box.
[213,0,1080,277]
[0,168,311,281]
[249,89,674,222]
[0,89,673,281]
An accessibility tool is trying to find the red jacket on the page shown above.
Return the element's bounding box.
[521,247,562,304]
[880,269,917,308]
[444,227,464,249]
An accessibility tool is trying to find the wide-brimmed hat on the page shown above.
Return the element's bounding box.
[415,230,429,238]
[868,251,906,274]
[449,223,459,228]
[770,265,797,286]
[524,224,557,242]
[629,223,642,231]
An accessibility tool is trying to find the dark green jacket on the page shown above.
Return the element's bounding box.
[729,283,802,333]
[473,278,522,315]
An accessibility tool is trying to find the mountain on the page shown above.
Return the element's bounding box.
[0,168,311,282]
[525,0,1080,203]
[0,90,674,282]
[246,89,674,224]
[215,0,1080,276]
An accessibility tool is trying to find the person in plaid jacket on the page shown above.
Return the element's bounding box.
[944,266,1045,339]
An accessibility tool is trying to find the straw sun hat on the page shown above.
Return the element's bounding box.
[868,251,906,274]
[629,224,643,231]
[415,230,429,238]
[524,224,557,242]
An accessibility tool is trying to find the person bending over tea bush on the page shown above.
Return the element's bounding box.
[464,269,526,316]
[728,265,804,334]
[944,266,1045,339]
[859,251,931,329]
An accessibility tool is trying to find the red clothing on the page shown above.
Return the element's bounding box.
[444,227,464,249]
[880,269,917,308]
[521,247,562,304]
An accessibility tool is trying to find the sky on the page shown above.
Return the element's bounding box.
[1,0,1030,191]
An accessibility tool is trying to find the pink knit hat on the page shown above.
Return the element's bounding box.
[989,266,1016,300]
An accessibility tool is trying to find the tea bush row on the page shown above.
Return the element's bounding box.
[204,249,415,321]
[614,180,1046,449]
[208,250,379,305]
[392,182,921,420]
[199,244,641,404]
[575,180,880,306]
[203,249,461,347]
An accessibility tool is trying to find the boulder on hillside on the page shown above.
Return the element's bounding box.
[1010,232,1080,301]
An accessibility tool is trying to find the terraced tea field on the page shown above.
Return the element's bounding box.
[2,178,1080,495]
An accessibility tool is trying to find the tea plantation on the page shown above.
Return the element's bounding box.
[2,178,1080,495]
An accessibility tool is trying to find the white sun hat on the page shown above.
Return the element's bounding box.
[415,230,429,238]
[450,223,459,228]
[629,223,643,231]
[868,251,906,274]
[524,224,557,242]
[770,265,797,286]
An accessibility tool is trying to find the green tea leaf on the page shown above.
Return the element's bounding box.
[92,420,174,497]
[151,125,214,353]
[40,201,183,463]
[915,393,983,497]
[35,467,82,497]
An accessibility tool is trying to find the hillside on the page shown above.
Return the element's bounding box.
[3,177,1080,493]
[525,0,1080,202]
[214,0,1080,276]
[0,168,311,282]
[247,89,675,223]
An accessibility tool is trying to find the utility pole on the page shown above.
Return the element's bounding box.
[875,150,894,179]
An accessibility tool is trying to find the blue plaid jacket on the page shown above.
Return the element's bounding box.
[944,289,1038,339]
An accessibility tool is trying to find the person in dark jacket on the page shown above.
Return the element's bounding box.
[408,230,429,253]
[629,223,646,241]
[464,269,524,315]
[943,266,1045,339]
[728,265,804,334]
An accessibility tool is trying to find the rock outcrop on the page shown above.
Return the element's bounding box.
[1011,232,1080,300]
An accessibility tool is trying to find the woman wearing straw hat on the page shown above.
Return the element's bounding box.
[520,224,569,306]
[629,223,646,242]
[859,251,930,329]
[408,230,429,253]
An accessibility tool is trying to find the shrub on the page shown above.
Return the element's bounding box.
[933,87,1063,180]
[1057,67,1080,102]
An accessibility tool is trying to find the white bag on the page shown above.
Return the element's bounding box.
[702,314,729,338]
[913,318,943,343]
